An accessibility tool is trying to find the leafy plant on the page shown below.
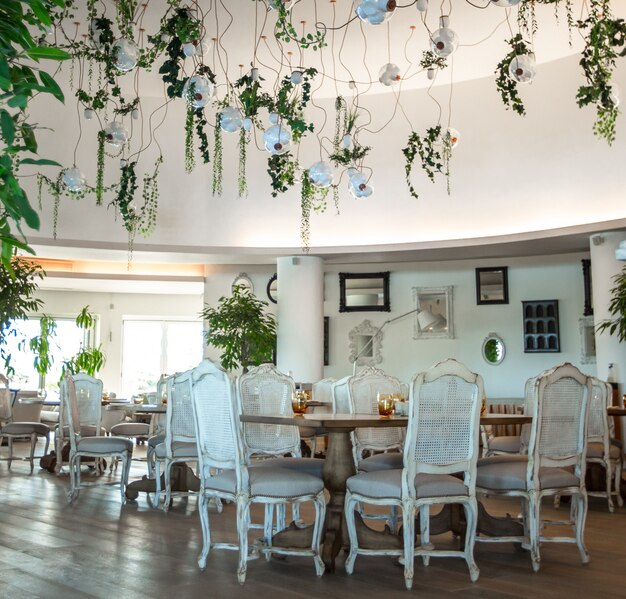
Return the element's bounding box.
[62,306,105,377]
[212,111,223,196]
[238,128,248,198]
[420,50,447,71]
[402,126,444,199]
[299,170,329,252]
[577,1,626,145]
[184,108,196,173]
[29,314,57,382]
[0,256,44,373]
[0,0,71,265]
[200,285,277,372]
[267,153,297,197]
[495,34,531,116]
[329,96,370,167]
[597,265,626,341]
[273,3,326,50]
[95,130,105,205]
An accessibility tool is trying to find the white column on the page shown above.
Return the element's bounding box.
[590,231,626,396]
[276,256,324,383]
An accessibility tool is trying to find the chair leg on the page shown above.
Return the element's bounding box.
[312,494,326,577]
[120,451,131,504]
[147,446,155,478]
[615,458,624,508]
[529,492,541,572]
[236,495,250,585]
[403,500,416,590]
[420,504,430,566]
[154,459,162,504]
[68,453,80,502]
[605,459,615,513]
[55,434,63,474]
[28,433,37,473]
[197,493,212,570]
[575,491,590,564]
[43,433,50,458]
[343,491,359,574]
[163,461,172,512]
[463,498,480,582]
[7,437,13,469]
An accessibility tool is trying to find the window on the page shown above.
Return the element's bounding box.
[4,316,88,397]
[121,319,204,397]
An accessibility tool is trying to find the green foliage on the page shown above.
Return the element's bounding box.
[267,153,297,197]
[329,96,369,167]
[272,68,317,143]
[402,126,444,199]
[212,112,223,197]
[62,306,105,377]
[495,34,530,117]
[0,0,70,265]
[273,3,326,50]
[299,170,329,252]
[96,130,105,205]
[113,161,139,233]
[0,256,44,373]
[577,1,626,145]
[420,50,447,71]
[184,108,195,173]
[200,285,276,372]
[238,128,248,198]
[29,314,56,377]
[597,265,626,342]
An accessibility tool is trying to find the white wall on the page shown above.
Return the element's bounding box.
[202,253,595,398]
[34,289,204,394]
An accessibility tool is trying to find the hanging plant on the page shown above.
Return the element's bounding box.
[238,128,248,198]
[597,265,626,341]
[273,4,326,50]
[212,111,223,196]
[329,96,370,167]
[299,170,329,252]
[235,72,273,120]
[272,67,317,143]
[139,156,162,237]
[95,129,105,205]
[420,50,447,71]
[267,153,297,197]
[195,110,211,164]
[402,126,444,199]
[184,107,195,173]
[577,2,626,145]
[113,160,139,235]
[495,34,532,116]
[61,306,106,378]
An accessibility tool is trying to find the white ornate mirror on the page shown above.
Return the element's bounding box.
[482,333,506,365]
[232,272,254,294]
[348,319,383,367]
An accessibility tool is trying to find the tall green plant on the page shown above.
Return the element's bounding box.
[200,285,276,372]
[597,265,626,341]
[62,306,105,377]
[0,0,70,266]
[29,314,57,382]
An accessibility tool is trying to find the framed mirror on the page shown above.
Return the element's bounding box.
[482,333,506,365]
[579,316,596,364]
[348,319,383,366]
[232,272,254,294]
[339,271,390,312]
[412,286,454,339]
[266,273,278,304]
[476,267,508,305]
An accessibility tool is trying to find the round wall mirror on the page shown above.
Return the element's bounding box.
[482,333,505,365]
[267,273,278,304]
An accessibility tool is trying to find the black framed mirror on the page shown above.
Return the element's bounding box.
[476,267,508,305]
[266,273,277,304]
[339,272,390,312]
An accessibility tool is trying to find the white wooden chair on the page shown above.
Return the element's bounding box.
[585,377,622,512]
[61,374,133,504]
[0,374,50,472]
[344,358,484,589]
[191,359,326,584]
[147,374,169,478]
[476,362,591,572]
[331,375,351,414]
[55,373,105,474]
[301,377,335,456]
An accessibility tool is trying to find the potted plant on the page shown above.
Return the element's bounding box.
[61,306,106,377]
[200,285,276,372]
[598,265,626,341]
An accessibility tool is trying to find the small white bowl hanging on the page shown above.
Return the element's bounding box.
[342,134,352,149]
[84,108,94,120]
[492,0,521,7]
[104,121,129,148]
[378,63,401,86]
[131,108,139,120]
[183,75,215,109]
[112,38,139,72]
[415,0,428,11]
[62,167,86,192]
[355,0,396,25]
[264,124,292,155]
[430,16,458,58]
[182,42,196,57]
[445,128,460,148]
[308,161,333,188]
[508,53,536,83]
[291,69,303,85]
[348,170,373,198]
[220,106,243,133]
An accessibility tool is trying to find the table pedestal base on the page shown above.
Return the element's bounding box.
[125,464,200,500]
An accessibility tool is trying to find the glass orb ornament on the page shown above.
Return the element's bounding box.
[492,0,521,6]
[415,0,428,11]
[269,0,293,10]
[445,127,460,148]
[242,117,253,132]
[220,106,243,133]
[120,158,128,167]
[291,70,303,85]
[131,108,139,120]
[308,161,333,188]
[430,16,458,58]
[378,63,401,86]
[183,75,215,109]
[182,42,196,57]
[263,124,292,155]
[112,38,139,72]
[104,121,129,148]
[348,171,373,198]
[508,53,536,83]
[84,108,94,120]
[355,0,396,25]
[62,167,86,192]
[342,133,352,149]
[268,112,280,125]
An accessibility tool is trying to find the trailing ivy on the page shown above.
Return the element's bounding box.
[299,170,329,253]
[113,160,139,234]
[238,128,248,198]
[272,67,317,143]
[139,156,162,237]
[212,112,223,197]
[267,153,297,197]
[577,1,626,145]
[195,110,210,164]
[184,108,195,173]
[495,34,531,116]
[95,130,105,205]
[401,126,444,199]
[273,3,326,50]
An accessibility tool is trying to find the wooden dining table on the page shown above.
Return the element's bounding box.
[239,412,532,572]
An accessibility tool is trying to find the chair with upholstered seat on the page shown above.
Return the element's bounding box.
[344,358,484,589]
[299,377,336,457]
[191,359,326,584]
[154,369,198,510]
[0,375,50,472]
[146,374,169,479]
[585,377,622,512]
[61,374,133,503]
[476,362,591,572]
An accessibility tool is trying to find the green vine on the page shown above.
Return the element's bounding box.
[113,160,139,235]
[273,3,326,50]
[212,112,223,196]
[272,67,317,143]
[420,50,447,71]
[96,130,105,205]
[267,153,297,197]
[195,110,210,164]
[329,96,369,166]
[577,1,626,145]
[184,108,195,173]
[495,34,531,116]
[299,170,329,252]
[401,126,444,199]
[238,128,248,198]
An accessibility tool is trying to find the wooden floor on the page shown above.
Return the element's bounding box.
[1,441,626,598]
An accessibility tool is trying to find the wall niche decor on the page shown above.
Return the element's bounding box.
[522,300,560,353]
